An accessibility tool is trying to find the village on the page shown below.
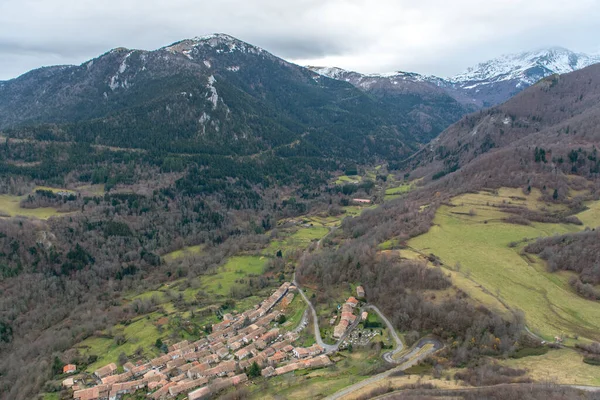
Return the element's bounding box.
[63,282,366,400]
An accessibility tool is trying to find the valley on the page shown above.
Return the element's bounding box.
[0,31,600,400]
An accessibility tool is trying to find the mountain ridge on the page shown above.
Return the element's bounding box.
[309,46,600,108]
[0,34,470,159]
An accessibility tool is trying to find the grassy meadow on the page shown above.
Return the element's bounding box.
[162,244,204,262]
[408,188,600,342]
[200,255,267,296]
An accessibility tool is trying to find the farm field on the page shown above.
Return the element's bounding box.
[408,188,600,342]
[200,255,267,297]
[335,174,362,185]
[384,182,412,201]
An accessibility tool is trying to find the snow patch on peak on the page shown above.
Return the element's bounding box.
[307,66,349,80]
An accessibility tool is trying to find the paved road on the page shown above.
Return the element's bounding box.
[293,309,309,334]
[294,273,337,353]
[364,305,404,363]
[325,337,443,400]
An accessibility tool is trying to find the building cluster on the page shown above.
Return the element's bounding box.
[71,282,331,400]
[333,297,359,339]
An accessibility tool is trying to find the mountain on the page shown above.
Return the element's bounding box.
[0,34,466,163]
[311,47,600,110]
[306,66,473,141]
[407,63,600,186]
[448,47,600,107]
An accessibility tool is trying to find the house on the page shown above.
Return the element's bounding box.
[346,297,359,308]
[150,382,177,399]
[235,347,252,360]
[217,347,230,359]
[261,366,275,377]
[352,198,371,204]
[93,363,117,379]
[281,292,295,307]
[147,380,166,390]
[259,328,280,345]
[333,320,350,339]
[122,362,135,372]
[293,344,323,359]
[109,379,147,400]
[268,351,288,364]
[62,377,74,388]
[168,340,189,352]
[356,286,365,299]
[73,384,109,400]
[129,363,150,377]
[168,377,208,396]
[101,371,132,385]
[63,364,76,374]
[275,363,301,376]
[150,354,171,369]
[188,386,212,400]
[361,311,368,321]
[254,339,267,350]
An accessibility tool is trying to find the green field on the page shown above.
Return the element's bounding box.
[163,244,204,262]
[78,312,166,372]
[335,175,362,185]
[0,186,78,219]
[201,256,268,296]
[0,194,62,219]
[578,199,600,228]
[384,183,412,201]
[408,188,600,342]
[264,226,330,256]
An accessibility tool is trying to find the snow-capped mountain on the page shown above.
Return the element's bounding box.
[310,47,600,108]
[446,47,600,107]
[450,47,600,86]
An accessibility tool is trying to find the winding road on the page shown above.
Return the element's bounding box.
[294,273,337,353]
[364,305,404,363]
[292,227,445,400]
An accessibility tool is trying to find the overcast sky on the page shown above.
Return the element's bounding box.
[1,0,599,80]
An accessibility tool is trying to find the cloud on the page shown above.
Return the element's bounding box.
[0,0,599,80]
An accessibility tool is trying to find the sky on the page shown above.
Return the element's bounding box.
[1,0,599,80]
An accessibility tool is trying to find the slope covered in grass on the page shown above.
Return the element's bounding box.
[408,188,600,342]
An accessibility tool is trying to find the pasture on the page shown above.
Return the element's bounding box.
[200,255,267,296]
[408,188,600,342]
[0,194,61,219]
